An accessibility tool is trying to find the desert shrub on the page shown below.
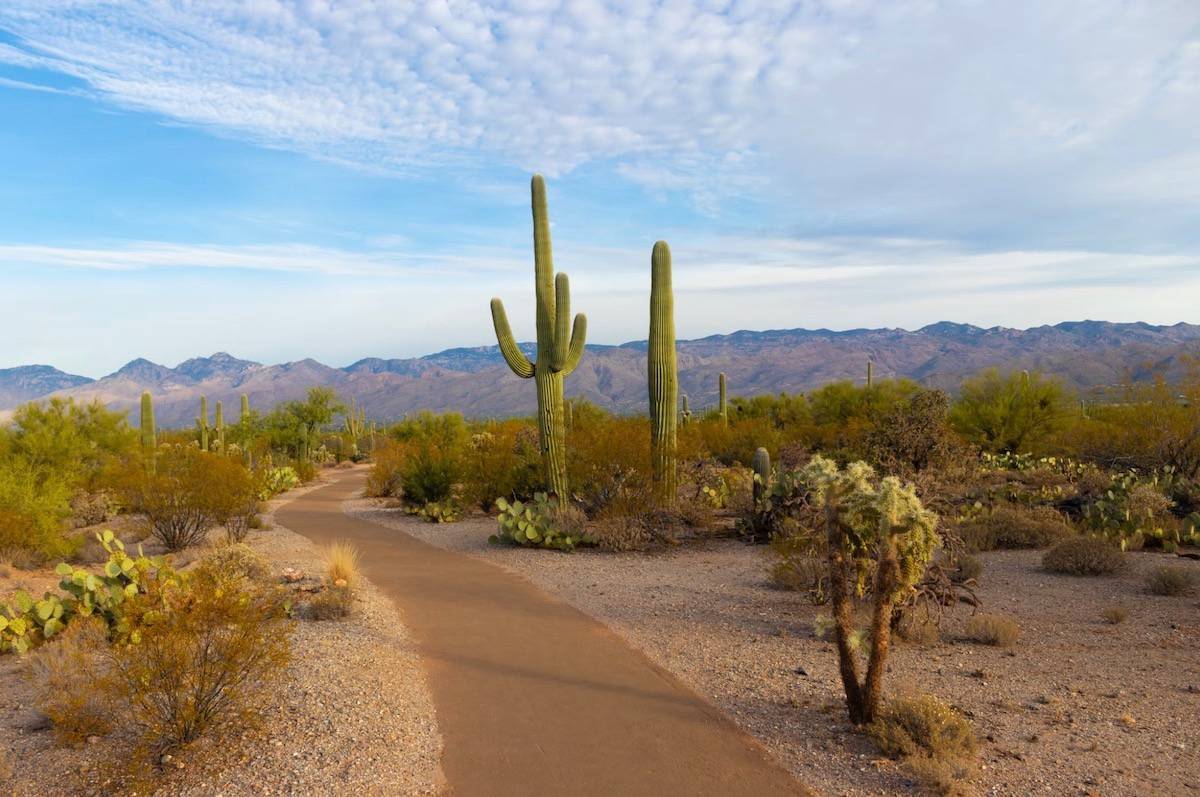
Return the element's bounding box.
[106,560,291,756]
[568,414,654,516]
[964,613,1020,646]
[1043,536,1126,576]
[491,494,592,552]
[293,458,318,483]
[29,615,116,744]
[1101,605,1128,624]
[69,490,115,528]
[1146,565,1197,596]
[950,369,1069,454]
[199,543,271,584]
[5,398,137,492]
[411,500,463,523]
[869,693,977,796]
[128,446,257,551]
[949,555,983,583]
[365,442,405,498]
[957,503,1075,551]
[386,413,468,507]
[461,421,542,509]
[306,584,354,620]
[867,389,974,477]
[895,611,941,646]
[0,460,75,560]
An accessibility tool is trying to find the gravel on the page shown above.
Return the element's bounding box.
[0,475,443,797]
[348,499,1200,797]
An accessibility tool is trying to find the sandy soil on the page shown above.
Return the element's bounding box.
[0,472,443,797]
[348,499,1200,797]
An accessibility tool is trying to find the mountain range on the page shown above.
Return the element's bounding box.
[4,320,1200,427]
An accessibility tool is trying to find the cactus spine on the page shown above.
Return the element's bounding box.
[681,394,692,426]
[215,400,225,452]
[648,241,678,505]
[140,391,156,469]
[198,395,209,450]
[752,447,771,505]
[718,372,728,426]
[490,175,588,498]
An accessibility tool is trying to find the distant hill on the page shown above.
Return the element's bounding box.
[0,365,93,409]
[4,321,1200,427]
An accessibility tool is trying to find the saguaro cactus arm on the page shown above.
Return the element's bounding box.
[491,298,535,378]
[560,311,588,375]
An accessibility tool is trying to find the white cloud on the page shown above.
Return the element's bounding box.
[2,1,1194,230]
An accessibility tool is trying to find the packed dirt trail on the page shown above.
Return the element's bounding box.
[277,470,809,797]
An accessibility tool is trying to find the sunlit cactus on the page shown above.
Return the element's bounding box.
[752,447,771,505]
[648,240,678,505]
[490,175,588,498]
[719,372,728,426]
[197,395,209,451]
[681,394,692,426]
[140,391,156,470]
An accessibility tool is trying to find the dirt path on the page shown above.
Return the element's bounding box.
[276,471,809,797]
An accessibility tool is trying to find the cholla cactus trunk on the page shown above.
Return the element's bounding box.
[752,447,770,505]
[648,241,678,506]
[140,391,156,471]
[719,372,728,426]
[198,395,209,451]
[680,394,692,426]
[490,175,588,499]
[215,401,225,452]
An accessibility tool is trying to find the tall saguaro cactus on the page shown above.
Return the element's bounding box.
[198,396,209,451]
[681,394,692,426]
[648,241,678,505]
[240,394,253,466]
[867,361,874,389]
[490,175,588,498]
[140,391,156,469]
[718,372,728,426]
[215,400,225,452]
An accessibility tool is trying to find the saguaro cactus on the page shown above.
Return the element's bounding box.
[681,394,692,426]
[215,400,225,452]
[752,447,771,505]
[240,394,253,466]
[490,175,588,498]
[648,241,678,505]
[718,372,728,426]
[140,391,156,468]
[197,396,209,451]
[867,361,874,389]
[345,398,365,456]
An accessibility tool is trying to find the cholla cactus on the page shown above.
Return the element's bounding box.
[490,175,587,498]
[648,241,678,505]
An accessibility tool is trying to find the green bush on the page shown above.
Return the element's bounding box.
[950,369,1068,453]
[0,459,75,561]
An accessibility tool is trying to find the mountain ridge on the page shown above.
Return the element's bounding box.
[4,320,1200,426]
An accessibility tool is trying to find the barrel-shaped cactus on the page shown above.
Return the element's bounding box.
[752,447,771,505]
[648,241,678,505]
[490,175,588,498]
[140,391,156,469]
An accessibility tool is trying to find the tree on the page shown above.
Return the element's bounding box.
[949,369,1068,453]
[801,456,939,725]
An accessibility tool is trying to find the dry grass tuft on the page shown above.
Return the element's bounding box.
[325,540,360,589]
[1145,565,1197,596]
[895,611,941,646]
[1100,605,1129,624]
[1042,536,1126,576]
[869,693,977,796]
[965,613,1021,647]
[200,542,272,583]
[28,616,118,745]
[949,554,983,584]
[306,585,355,620]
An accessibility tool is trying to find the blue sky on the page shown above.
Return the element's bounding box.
[1,1,1198,377]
